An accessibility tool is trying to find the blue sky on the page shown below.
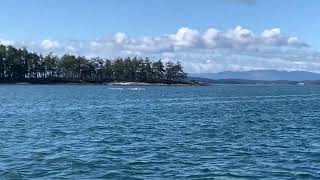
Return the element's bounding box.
[0,0,320,73]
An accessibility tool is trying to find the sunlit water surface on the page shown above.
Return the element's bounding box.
[1,85,320,179]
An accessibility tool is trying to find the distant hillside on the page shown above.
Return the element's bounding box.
[190,70,320,81]
[188,76,320,85]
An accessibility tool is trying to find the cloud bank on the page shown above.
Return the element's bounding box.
[1,26,318,73]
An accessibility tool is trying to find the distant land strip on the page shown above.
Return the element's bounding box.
[0,44,193,85]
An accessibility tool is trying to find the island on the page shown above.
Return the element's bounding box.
[0,45,197,85]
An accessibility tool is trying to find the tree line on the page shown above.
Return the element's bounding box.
[0,45,187,83]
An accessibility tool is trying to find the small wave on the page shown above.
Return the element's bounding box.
[128,87,145,91]
[108,87,124,90]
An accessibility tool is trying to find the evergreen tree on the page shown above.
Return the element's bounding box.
[0,44,188,83]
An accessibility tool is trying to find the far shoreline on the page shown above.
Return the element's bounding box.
[2,79,318,86]
[0,79,202,86]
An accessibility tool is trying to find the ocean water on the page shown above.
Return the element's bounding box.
[0,85,320,179]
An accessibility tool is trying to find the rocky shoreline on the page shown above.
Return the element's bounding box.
[0,80,201,86]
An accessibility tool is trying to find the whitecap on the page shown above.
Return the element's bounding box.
[128,87,145,91]
[108,87,124,90]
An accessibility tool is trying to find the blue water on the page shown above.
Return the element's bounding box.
[1,85,320,179]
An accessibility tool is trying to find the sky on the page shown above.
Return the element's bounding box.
[0,0,320,73]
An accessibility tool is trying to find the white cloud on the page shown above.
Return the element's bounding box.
[0,38,15,46]
[227,26,254,44]
[203,28,220,48]
[170,27,200,48]
[65,45,76,52]
[90,41,101,48]
[95,26,307,56]
[261,28,281,38]
[40,39,60,49]
[114,32,127,44]
[261,28,283,45]
[0,26,316,73]
[287,36,305,47]
[95,26,307,55]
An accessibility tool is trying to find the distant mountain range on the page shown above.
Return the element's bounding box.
[189,70,320,81]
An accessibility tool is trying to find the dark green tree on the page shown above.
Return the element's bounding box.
[0,44,188,83]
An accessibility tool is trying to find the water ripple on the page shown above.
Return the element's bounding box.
[0,85,319,179]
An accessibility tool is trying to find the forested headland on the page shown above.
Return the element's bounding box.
[0,45,189,84]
